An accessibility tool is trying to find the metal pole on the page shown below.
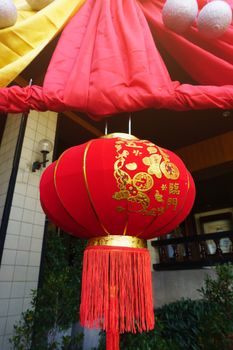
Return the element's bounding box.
[105,120,108,135]
[128,114,132,135]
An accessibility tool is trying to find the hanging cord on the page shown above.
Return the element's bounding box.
[105,120,108,135]
[128,113,132,135]
[104,114,132,136]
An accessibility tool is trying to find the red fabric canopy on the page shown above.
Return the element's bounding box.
[0,0,233,119]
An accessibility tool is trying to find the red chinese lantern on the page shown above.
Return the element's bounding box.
[40,133,195,350]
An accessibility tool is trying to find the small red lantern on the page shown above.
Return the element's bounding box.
[40,133,195,350]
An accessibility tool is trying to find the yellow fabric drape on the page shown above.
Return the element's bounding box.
[0,0,86,87]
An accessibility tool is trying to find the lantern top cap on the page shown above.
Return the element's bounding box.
[101,132,138,140]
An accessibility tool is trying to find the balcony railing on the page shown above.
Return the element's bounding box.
[152,231,233,270]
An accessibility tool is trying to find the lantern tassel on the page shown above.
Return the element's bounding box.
[106,331,120,350]
[80,244,154,349]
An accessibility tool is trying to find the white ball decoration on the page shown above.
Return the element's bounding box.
[0,0,17,29]
[26,0,54,11]
[197,1,232,38]
[162,0,198,33]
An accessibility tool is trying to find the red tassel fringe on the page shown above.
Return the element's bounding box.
[80,245,155,337]
[106,331,120,350]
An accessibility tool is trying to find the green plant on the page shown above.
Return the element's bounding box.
[199,263,233,316]
[198,263,233,349]
[10,225,86,350]
[156,298,204,350]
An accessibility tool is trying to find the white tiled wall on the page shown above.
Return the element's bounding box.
[0,115,21,227]
[0,110,57,349]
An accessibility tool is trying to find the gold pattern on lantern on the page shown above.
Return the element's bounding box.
[161,184,167,191]
[113,190,131,201]
[160,161,180,180]
[167,197,178,210]
[147,146,158,154]
[113,187,150,211]
[133,172,154,192]
[142,154,162,178]
[154,190,164,202]
[112,139,182,218]
[127,191,150,210]
[157,207,165,215]
[113,140,157,216]
[144,208,157,216]
[143,142,155,147]
[158,147,170,161]
[169,183,180,195]
[126,162,137,171]
[116,206,125,212]
[115,170,131,190]
[133,149,142,156]
[115,144,123,153]
[123,140,143,148]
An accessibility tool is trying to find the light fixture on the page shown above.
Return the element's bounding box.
[222,110,231,118]
[32,139,53,172]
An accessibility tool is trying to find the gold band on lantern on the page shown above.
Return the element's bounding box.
[87,235,147,248]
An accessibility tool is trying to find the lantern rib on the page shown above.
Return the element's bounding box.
[52,151,89,234]
[122,218,128,236]
[83,140,111,236]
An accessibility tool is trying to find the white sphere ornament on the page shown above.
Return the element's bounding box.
[197,1,232,38]
[26,0,54,11]
[162,0,198,33]
[0,0,17,29]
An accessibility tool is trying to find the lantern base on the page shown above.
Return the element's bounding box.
[80,243,155,350]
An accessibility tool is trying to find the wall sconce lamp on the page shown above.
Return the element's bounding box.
[32,139,53,172]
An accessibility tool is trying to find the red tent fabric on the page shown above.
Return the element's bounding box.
[0,0,233,119]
